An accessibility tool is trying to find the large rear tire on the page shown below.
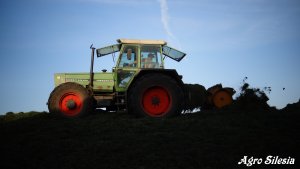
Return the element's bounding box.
[48,82,94,118]
[128,73,184,118]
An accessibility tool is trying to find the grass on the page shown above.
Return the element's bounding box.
[0,107,299,169]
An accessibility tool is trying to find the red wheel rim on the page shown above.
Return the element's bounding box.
[59,92,83,116]
[142,86,171,117]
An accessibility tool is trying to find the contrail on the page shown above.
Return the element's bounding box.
[158,0,182,49]
[158,0,173,38]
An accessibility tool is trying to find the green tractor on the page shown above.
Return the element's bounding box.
[48,39,234,118]
[48,39,187,118]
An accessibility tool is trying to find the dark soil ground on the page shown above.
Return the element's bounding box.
[0,102,299,169]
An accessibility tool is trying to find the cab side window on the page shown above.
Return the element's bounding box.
[141,45,162,68]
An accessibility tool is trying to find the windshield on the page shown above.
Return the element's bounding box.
[117,45,138,68]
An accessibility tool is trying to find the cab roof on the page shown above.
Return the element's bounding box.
[117,39,167,45]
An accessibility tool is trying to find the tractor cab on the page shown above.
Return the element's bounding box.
[96,39,186,69]
[96,39,186,90]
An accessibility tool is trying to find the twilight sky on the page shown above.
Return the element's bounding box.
[0,0,300,113]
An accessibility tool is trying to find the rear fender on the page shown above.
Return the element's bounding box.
[128,69,184,93]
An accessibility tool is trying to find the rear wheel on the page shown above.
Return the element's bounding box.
[212,89,233,109]
[48,82,94,118]
[128,73,184,118]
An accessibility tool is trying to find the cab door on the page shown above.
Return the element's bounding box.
[114,45,139,92]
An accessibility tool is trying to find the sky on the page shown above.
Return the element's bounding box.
[0,0,300,114]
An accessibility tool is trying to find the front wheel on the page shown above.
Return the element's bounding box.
[128,73,184,118]
[48,82,94,118]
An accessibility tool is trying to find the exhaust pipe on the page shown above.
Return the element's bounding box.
[89,44,95,88]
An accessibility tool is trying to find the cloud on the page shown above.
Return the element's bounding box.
[157,0,181,49]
